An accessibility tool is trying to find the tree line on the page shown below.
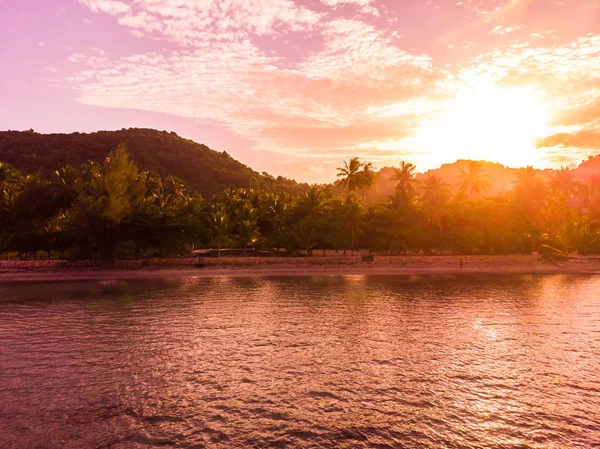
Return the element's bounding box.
[2,144,600,262]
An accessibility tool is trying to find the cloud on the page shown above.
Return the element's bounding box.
[459,34,600,152]
[69,4,451,161]
[552,97,600,128]
[71,0,600,172]
[67,52,86,63]
[79,0,323,46]
[488,25,523,35]
[300,164,325,174]
[319,0,379,15]
[78,0,130,15]
[537,128,600,150]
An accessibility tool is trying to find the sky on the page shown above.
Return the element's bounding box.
[1,0,599,183]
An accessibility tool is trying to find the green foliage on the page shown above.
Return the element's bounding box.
[0,128,307,198]
[3,137,600,261]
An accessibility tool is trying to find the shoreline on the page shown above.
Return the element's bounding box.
[1,255,600,282]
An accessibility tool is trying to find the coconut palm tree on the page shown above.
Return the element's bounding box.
[235,202,260,256]
[548,167,580,199]
[0,162,22,206]
[512,166,547,222]
[458,161,490,200]
[358,162,376,201]
[299,185,330,218]
[390,161,416,194]
[421,174,449,205]
[341,198,365,255]
[51,165,79,212]
[336,157,363,199]
[389,161,417,208]
[209,204,230,257]
[420,174,453,252]
[139,170,165,209]
[292,219,318,255]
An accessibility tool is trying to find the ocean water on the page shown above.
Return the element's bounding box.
[1,274,599,448]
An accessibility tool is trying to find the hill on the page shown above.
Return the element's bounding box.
[0,128,305,197]
[370,157,599,203]
[2,128,598,200]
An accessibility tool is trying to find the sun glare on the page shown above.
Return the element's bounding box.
[416,82,551,168]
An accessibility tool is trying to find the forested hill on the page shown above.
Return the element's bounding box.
[0,128,305,197]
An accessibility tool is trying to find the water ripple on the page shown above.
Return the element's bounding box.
[0,274,599,448]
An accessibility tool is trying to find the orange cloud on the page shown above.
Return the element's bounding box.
[72,0,600,176]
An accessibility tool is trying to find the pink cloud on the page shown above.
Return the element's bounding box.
[320,0,379,15]
[47,0,600,179]
[79,0,130,15]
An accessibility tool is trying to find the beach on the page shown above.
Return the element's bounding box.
[1,255,599,282]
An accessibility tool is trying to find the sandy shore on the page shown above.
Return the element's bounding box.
[1,256,600,282]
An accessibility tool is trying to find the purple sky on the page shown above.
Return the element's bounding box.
[1,0,599,182]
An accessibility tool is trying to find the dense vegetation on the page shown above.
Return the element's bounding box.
[0,128,305,198]
[2,140,600,262]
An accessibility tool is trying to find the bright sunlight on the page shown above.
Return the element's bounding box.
[417,82,552,168]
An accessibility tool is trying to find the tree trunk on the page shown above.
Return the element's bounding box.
[244,244,247,257]
[217,237,221,258]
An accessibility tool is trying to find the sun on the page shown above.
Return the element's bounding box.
[416,82,552,169]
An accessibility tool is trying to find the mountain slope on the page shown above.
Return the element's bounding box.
[371,158,599,203]
[0,128,304,197]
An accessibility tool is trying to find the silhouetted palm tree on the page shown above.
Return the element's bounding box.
[421,174,448,205]
[359,162,376,201]
[336,157,363,199]
[458,161,490,200]
[512,166,547,209]
[549,167,580,199]
[389,161,417,207]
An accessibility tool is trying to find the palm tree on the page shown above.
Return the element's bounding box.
[458,161,490,200]
[546,168,580,254]
[176,196,203,252]
[429,199,454,235]
[164,176,189,205]
[297,185,333,255]
[390,161,416,193]
[342,198,365,255]
[421,174,453,252]
[358,162,376,201]
[51,165,79,211]
[209,204,230,257]
[299,185,330,218]
[140,170,165,209]
[336,157,363,199]
[0,162,22,206]
[549,167,579,199]
[237,220,260,256]
[389,161,417,207]
[587,172,600,219]
[512,166,547,221]
[235,202,260,256]
[421,174,449,205]
[293,219,318,255]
